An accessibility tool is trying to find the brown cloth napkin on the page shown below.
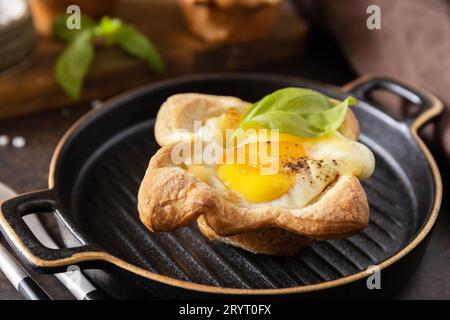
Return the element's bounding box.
[295,0,450,158]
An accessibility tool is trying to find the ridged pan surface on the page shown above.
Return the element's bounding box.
[53,75,433,290]
[74,123,413,289]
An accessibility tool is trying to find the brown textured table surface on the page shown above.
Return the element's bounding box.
[0,30,449,300]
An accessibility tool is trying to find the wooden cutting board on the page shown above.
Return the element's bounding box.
[0,0,308,120]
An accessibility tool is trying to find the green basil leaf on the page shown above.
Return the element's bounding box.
[95,16,123,45]
[54,30,94,100]
[52,15,97,43]
[243,88,329,122]
[53,15,164,100]
[241,88,356,137]
[112,24,165,72]
[303,96,356,133]
[245,112,327,137]
[94,17,164,72]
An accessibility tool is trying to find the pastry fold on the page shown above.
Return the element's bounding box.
[138,93,369,255]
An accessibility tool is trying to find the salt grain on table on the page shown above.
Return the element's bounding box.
[11,136,26,148]
[0,135,9,147]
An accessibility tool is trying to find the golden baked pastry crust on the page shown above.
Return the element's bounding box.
[138,93,369,255]
[155,93,250,146]
[179,0,281,44]
[197,216,312,256]
[138,145,369,237]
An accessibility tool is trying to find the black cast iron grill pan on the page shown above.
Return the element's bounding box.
[0,74,443,298]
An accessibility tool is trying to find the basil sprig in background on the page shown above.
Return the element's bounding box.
[241,88,357,137]
[53,16,164,100]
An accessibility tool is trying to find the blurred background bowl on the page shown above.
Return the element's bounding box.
[0,0,36,72]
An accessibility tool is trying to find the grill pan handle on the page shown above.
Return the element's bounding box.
[343,75,443,130]
[0,189,104,273]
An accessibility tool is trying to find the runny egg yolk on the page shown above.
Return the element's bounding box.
[216,132,312,203]
[217,164,294,203]
[200,109,361,204]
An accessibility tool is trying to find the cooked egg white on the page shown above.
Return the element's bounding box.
[183,109,375,210]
